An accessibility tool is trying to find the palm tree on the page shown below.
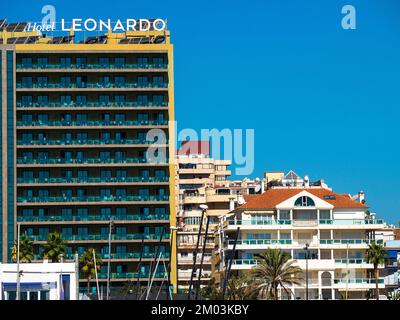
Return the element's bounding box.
[11,235,34,263]
[366,242,386,300]
[79,248,102,295]
[226,273,257,300]
[249,248,303,300]
[42,232,67,262]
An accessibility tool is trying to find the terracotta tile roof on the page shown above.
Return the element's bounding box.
[242,194,258,202]
[238,188,367,210]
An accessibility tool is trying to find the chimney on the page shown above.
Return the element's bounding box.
[358,191,365,203]
[304,175,310,188]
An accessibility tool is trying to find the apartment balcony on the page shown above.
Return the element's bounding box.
[231,259,376,271]
[28,233,170,242]
[292,219,318,227]
[17,195,169,205]
[227,239,292,250]
[226,219,291,230]
[319,219,384,229]
[178,270,211,281]
[84,272,166,281]
[17,214,169,224]
[16,63,168,71]
[16,120,168,128]
[16,82,168,91]
[100,252,170,260]
[178,256,212,265]
[17,139,168,148]
[17,176,169,186]
[182,195,206,205]
[319,239,384,248]
[17,157,168,167]
[16,101,168,109]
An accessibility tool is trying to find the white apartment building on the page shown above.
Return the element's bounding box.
[215,175,387,300]
[0,261,78,300]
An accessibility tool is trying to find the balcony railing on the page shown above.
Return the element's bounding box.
[17,157,161,165]
[319,219,384,225]
[16,120,168,127]
[17,139,167,146]
[334,278,384,284]
[101,252,170,259]
[17,213,169,222]
[16,101,168,108]
[17,176,169,184]
[232,259,258,265]
[320,239,384,245]
[228,239,292,245]
[334,259,368,264]
[16,63,168,70]
[16,82,168,89]
[227,220,291,225]
[17,195,169,203]
[28,233,170,241]
[93,271,166,279]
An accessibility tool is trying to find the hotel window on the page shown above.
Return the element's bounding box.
[115,113,125,123]
[155,169,166,178]
[99,95,110,105]
[100,189,111,198]
[61,151,71,161]
[115,57,125,67]
[116,207,127,219]
[140,207,150,215]
[137,94,148,105]
[37,132,47,142]
[100,151,110,161]
[140,169,149,179]
[116,189,127,198]
[38,170,49,181]
[22,209,34,218]
[100,75,110,86]
[37,57,48,67]
[21,57,32,67]
[76,113,87,123]
[61,189,73,199]
[77,132,88,141]
[115,151,125,161]
[60,57,71,68]
[99,57,110,67]
[38,151,48,161]
[22,114,33,124]
[37,76,48,86]
[62,208,72,219]
[152,94,164,105]
[22,170,33,180]
[155,207,166,215]
[100,170,112,181]
[101,132,111,141]
[39,227,49,239]
[77,189,87,198]
[139,188,149,197]
[76,76,87,88]
[320,210,330,220]
[77,227,88,237]
[60,76,71,87]
[116,170,127,180]
[137,57,148,67]
[22,152,33,161]
[63,132,72,142]
[76,95,87,105]
[138,113,149,122]
[115,94,126,104]
[76,56,87,67]
[77,170,88,180]
[153,57,164,68]
[138,76,148,87]
[62,227,72,238]
[294,196,315,207]
[60,95,72,105]
[152,76,164,87]
[116,227,127,237]
[21,95,33,105]
[115,76,125,87]
[21,76,32,87]
[37,95,48,105]
[100,207,111,218]
[37,114,48,124]
[77,208,88,218]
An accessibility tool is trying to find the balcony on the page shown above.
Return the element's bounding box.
[16,63,168,70]
[319,219,384,225]
[16,82,168,90]
[28,233,170,242]
[17,139,168,147]
[92,271,166,280]
[292,219,318,227]
[17,157,168,166]
[16,120,168,127]
[333,278,384,284]
[319,239,384,246]
[227,219,291,226]
[17,195,169,204]
[17,213,169,223]
[16,101,168,109]
[17,176,169,185]
[100,252,170,260]
[228,239,292,246]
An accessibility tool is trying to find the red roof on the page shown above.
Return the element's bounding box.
[239,188,367,210]
[177,140,210,156]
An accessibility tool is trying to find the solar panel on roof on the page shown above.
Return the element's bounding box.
[26,36,38,44]
[119,38,130,44]
[7,38,17,44]
[15,37,28,44]
[5,23,18,32]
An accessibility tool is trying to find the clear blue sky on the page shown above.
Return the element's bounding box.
[4,0,400,224]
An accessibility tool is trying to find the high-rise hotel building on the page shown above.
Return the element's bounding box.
[0,20,176,294]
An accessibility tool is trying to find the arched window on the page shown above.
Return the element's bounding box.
[294,196,315,207]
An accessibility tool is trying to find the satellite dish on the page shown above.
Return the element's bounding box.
[237,196,245,205]
[199,204,208,210]
[255,184,262,193]
[255,177,260,182]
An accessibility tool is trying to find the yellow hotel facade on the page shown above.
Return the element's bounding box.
[0,20,177,295]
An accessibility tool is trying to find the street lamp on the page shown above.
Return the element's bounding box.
[304,243,309,300]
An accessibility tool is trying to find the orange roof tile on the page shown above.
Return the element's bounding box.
[238,188,367,210]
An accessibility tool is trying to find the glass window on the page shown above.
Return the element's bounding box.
[37,57,48,67]
[294,196,315,207]
[60,57,71,67]
[99,57,110,66]
[115,57,125,67]
[76,56,87,67]
[137,94,148,105]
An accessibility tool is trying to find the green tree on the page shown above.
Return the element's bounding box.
[11,235,34,263]
[249,248,303,300]
[42,232,67,262]
[199,278,221,300]
[79,248,102,295]
[366,242,386,300]
[225,273,257,300]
